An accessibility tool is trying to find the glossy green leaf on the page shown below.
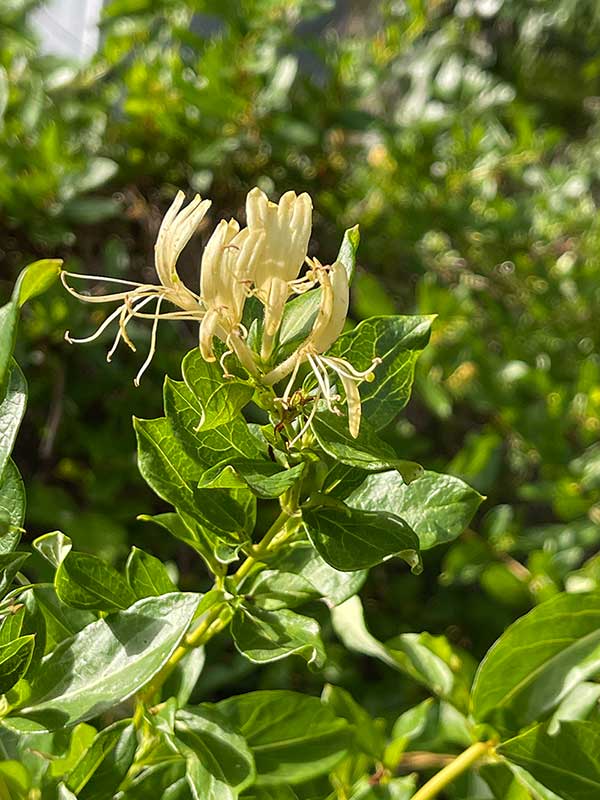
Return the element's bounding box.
[0,363,26,479]
[15,593,199,729]
[163,382,265,468]
[273,541,367,606]
[163,646,205,708]
[479,763,532,800]
[321,684,385,759]
[472,592,600,733]
[68,720,136,799]
[0,635,34,693]
[0,300,18,391]
[134,416,203,513]
[26,585,95,652]
[180,351,254,429]
[138,512,239,568]
[331,596,457,697]
[198,460,305,499]
[302,504,421,572]
[126,546,177,598]
[346,470,483,549]
[311,411,423,479]
[135,417,253,545]
[13,259,62,307]
[174,705,255,793]
[33,531,72,568]
[548,681,600,734]
[215,690,351,785]
[0,551,30,595]
[0,606,24,645]
[231,605,326,667]
[242,569,320,610]
[0,459,25,551]
[327,315,433,430]
[0,760,30,799]
[499,721,600,800]
[348,775,416,800]
[56,551,136,612]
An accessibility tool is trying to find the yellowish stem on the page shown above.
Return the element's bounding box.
[411,742,495,800]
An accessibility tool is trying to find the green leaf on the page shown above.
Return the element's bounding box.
[163,646,205,707]
[273,541,367,606]
[15,593,199,729]
[348,776,416,800]
[472,592,600,734]
[241,569,320,610]
[46,722,96,778]
[215,690,351,785]
[56,551,137,612]
[126,546,177,599]
[0,635,34,693]
[499,721,600,800]
[174,705,255,794]
[26,585,95,652]
[0,761,30,800]
[198,460,305,499]
[231,605,326,667]
[321,684,385,759]
[327,315,434,430]
[337,224,360,283]
[13,259,62,307]
[67,720,136,799]
[311,411,423,479]
[181,351,254,429]
[134,417,253,546]
[138,512,239,569]
[0,551,30,595]
[331,596,456,698]
[0,300,18,391]
[163,383,265,468]
[0,607,24,644]
[480,763,540,800]
[32,531,72,568]
[276,227,359,355]
[346,470,484,549]
[0,363,26,479]
[548,681,600,734]
[134,416,203,512]
[302,504,421,572]
[0,459,25,550]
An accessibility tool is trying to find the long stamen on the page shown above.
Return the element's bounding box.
[307,353,339,413]
[289,393,320,447]
[282,357,301,407]
[107,295,157,361]
[134,296,164,386]
[219,347,234,379]
[62,271,147,287]
[64,303,127,345]
[321,354,382,380]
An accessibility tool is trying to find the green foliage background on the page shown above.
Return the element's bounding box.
[2,0,600,720]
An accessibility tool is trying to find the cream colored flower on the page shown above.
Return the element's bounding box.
[62,191,210,385]
[199,218,264,376]
[263,259,380,438]
[245,187,312,360]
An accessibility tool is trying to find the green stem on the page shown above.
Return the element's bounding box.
[136,505,296,706]
[411,742,495,800]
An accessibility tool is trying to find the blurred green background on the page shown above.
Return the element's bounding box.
[2,0,600,715]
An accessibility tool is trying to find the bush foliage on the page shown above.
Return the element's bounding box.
[1,1,600,797]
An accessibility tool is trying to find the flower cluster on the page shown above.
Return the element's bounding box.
[62,187,380,437]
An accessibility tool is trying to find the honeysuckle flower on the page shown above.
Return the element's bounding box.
[199,218,265,377]
[63,184,382,439]
[62,191,210,385]
[245,187,312,360]
[263,259,381,438]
